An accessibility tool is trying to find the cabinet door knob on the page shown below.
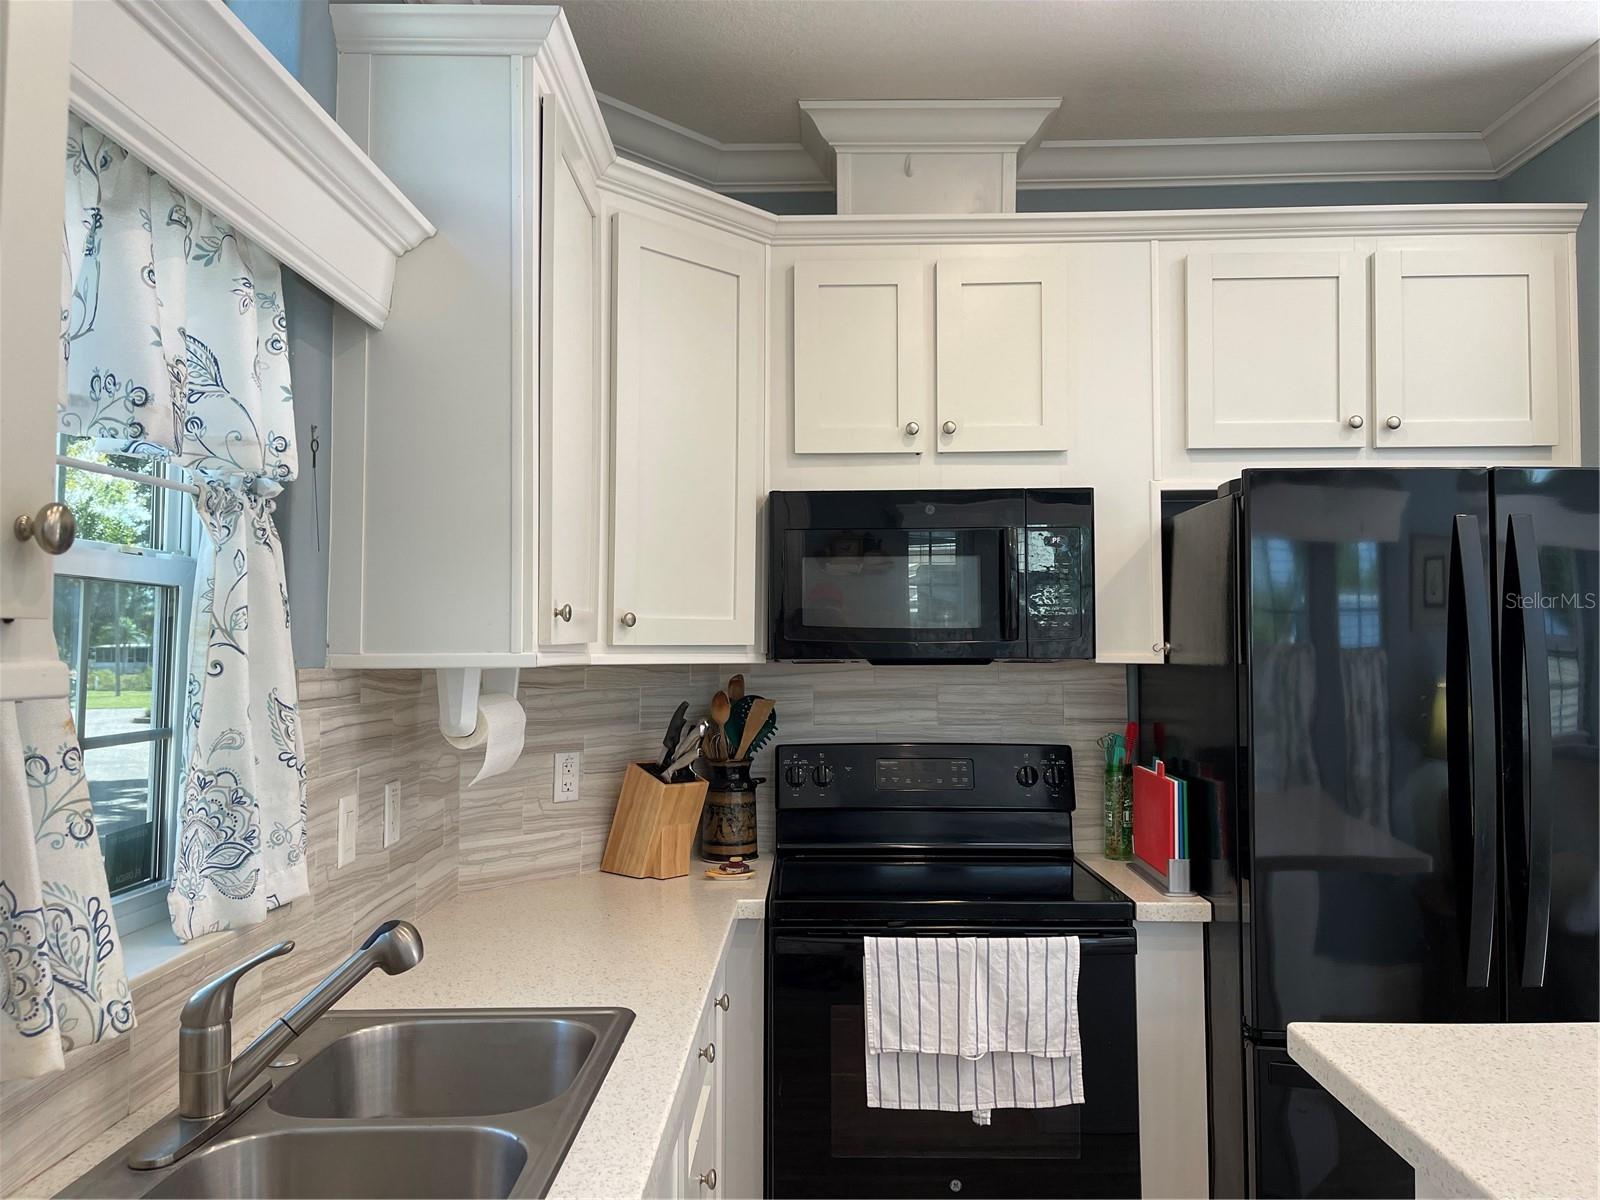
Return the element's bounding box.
[942,420,958,435]
[1347,414,1365,429]
[715,992,730,1011]
[698,1168,717,1191]
[554,603,573,623]
[1153,641,1170,655]
[620,611,637,628]
[904,421,920,436]
[13,502,75,555]
[698,1041,716,1063]
[1385,415,1403,430]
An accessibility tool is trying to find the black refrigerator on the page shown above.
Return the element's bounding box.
[1140,467,1599,1199]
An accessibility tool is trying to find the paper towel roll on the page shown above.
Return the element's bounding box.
[444,693,527,786]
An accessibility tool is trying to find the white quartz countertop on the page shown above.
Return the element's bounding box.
[28,864,767,1200]
[1288,1021,1600,1200]
[1078,853,1211,922]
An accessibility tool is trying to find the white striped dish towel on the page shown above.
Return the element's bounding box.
[862,936,1083,1125]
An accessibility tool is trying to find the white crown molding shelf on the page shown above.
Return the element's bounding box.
[69,0,433,328]
[599,94,827,192]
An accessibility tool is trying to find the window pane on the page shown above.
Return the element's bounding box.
[57,435,162,549]
[84,739,163,895]
[53,575,85,715]
[81,579,163,740]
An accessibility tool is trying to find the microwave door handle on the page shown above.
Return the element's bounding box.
[1001,531,1022,643]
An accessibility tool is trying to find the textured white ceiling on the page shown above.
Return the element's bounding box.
[528,0,1599,144]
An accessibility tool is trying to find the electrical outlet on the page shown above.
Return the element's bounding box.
[337,796,358,868]
[554,751,580,803]
[383,780,401,847]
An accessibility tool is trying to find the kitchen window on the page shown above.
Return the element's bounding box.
[52,437,196,933]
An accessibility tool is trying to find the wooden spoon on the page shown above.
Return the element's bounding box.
[728,674,745,702]
[709,691,732,763]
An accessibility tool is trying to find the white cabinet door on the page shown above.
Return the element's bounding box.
[611,211,763,647]
[792,260,927,454]
[1184,250,1367,449]
[934,256,1070,453]
[537,95,601,647]
[719,921,764,1199]
[1373,245,1559,448]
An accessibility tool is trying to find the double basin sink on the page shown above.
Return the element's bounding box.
[63,1008,634,1200]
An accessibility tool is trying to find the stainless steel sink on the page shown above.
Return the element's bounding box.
[61,1008,633,1200]
[270,1016,599,1119]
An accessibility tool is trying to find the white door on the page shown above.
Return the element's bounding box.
[1184,250,1367,449]
[0,0,73,701]
[934,256,1070,453]
[792,259,927,454]
[537,94,601,647]
[611,211,763,647]
[1372,244,1559,448]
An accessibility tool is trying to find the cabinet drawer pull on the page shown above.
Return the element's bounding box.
[715,992,730,1011]
[698,1168,717,1191]
[554,603,573,622]
[904,421,920,436]
[942,420,958,435]
[698,1041,716,1064]
[1386,415,1403,430]
[620,611,638,628]
[1347,414,1364,429]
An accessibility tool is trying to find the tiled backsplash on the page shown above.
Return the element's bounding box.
[3,659,1124,1194]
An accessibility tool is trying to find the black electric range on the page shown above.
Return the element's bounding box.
[765,742,1140,1199]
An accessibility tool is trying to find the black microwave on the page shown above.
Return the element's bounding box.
[767,489,1094,663]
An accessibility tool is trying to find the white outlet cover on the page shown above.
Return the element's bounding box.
[383,781,401,848]
[337,795,358,868]
[554,751,580,803]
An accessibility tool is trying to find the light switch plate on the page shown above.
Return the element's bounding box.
[554,751,580,803]
[337,796,358,868]
[383,781,401,847]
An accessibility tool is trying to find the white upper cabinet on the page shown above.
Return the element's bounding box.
[792,260,927,454]
[1372,242,1560,448]
[538,95,602,647]
[936,256,1072,452]
[1184,249,1367,449]
[611,211,765,648]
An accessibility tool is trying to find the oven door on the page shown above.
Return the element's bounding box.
[766,926,1140,1199]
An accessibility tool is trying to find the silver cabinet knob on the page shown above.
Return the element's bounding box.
[620,611,637,628]
[698,1168,717,1191]
[554,603,573,623]
[1153,642,1170,655]
[1347,415,1365,429]
[715,992,730,1011]
[13,502,75,555]
[698,1041,716,1063]
[942,420,957,435]
[904,421,920,436]
[1385,415,1402,430]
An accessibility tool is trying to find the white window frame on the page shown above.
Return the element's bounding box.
[54,453,196,934]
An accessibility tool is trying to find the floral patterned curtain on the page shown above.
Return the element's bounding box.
[59,116,308,942]
[0,701,134,1080]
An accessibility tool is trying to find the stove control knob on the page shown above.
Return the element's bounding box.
[812,764,834,788]
[1015,765,1039,788]
[784,764,808,788]
[1043,763,1068,789]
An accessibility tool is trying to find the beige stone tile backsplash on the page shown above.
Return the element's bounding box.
[2,660,1125,1194]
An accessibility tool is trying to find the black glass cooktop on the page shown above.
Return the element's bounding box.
[768,856,1133,925]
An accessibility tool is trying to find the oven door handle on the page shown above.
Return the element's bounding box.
[773,930,1137,952]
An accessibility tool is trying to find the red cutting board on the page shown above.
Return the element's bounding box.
[1133,761,1176,872]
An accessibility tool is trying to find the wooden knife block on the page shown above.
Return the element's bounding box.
[600,762,710,879]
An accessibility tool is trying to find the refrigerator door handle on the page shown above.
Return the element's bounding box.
[1501,513,1554,988]
[1448,513,1497,989]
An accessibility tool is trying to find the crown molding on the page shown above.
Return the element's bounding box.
[598,157,780,241]
[70,0,433,327]
[798,97,1060,158]
[1482,41,1600,175]
[597,42,1599,195]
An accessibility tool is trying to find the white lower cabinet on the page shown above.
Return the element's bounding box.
[1134,922,1210,1200]
[649,919,762,1199]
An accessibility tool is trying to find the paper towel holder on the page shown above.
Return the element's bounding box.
[437,667,523,739]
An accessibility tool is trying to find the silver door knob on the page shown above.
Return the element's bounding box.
[620,611,637,628]
[1385,415,1402,430]
[942,420,957,435]
[554,603,573,622]
[698,1041,716,1063]
[12,502,75,555]
[715,992,730,1011]
[1347,415,1365,429]
[904,421,920,436]
[1153,642,1170,655]
[698,1168,717,1191]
